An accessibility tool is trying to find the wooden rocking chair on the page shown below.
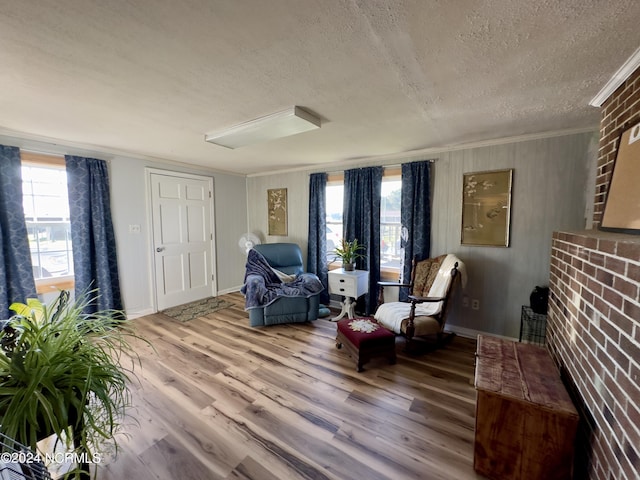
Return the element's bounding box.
[374,254,464,352]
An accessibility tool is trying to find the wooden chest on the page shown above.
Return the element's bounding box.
[474,335,579,480]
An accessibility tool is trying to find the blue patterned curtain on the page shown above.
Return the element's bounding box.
[0,145,37,317]
[65,156,123,314]
[400,160,432,300]
[344,166,383,315]
[307,173,329,304]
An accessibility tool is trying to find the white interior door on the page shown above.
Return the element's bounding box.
[150,171,215,310]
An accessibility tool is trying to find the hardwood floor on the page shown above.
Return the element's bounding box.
[96,292,482,480]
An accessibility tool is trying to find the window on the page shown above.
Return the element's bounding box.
[21,155,74,290]
[325,169,402,279]
[325,181,343,266]
[380,174,402,277]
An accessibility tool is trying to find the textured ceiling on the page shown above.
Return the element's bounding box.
[0,0,639,175]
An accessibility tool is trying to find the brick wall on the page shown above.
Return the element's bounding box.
[547,65,640,480]
[548,232,640,479]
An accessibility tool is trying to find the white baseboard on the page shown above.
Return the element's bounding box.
[217,286,242,296]
[126,307,155,320]
[447,324,518,342]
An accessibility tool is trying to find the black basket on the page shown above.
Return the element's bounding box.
[0,432,52,480]
[519,305,547,346]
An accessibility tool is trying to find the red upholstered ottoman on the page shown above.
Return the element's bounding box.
[336,318,396,372]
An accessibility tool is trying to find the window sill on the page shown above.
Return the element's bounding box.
[35,277,75,295]
[380,268,400,282]
[326,264,400,281]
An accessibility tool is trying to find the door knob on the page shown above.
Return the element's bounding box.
[156,247,165,252]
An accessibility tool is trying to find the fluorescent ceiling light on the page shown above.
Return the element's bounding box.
[205,106,321,149]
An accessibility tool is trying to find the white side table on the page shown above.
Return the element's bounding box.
[328,268,369,321]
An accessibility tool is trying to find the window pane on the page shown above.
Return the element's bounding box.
[325,184,343,263]
[22,165,73,280]
[381,179,401,271]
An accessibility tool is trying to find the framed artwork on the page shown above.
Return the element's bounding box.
[461,169,513,247]
[267,188,288,236]
[600,121,640,234]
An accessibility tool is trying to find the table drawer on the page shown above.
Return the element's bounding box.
[329,275,357,297]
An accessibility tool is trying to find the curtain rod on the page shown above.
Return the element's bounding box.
[20,148,112,164]
[322,159,435,176]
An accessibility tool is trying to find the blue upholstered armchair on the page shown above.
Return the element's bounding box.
[242,243,324,327]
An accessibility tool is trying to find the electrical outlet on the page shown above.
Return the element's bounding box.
[471,299,480,310]
[129,224,141,234]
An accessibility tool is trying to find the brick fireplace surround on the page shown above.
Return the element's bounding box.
[547,66,640,479]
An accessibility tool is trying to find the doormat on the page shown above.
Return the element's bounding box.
[161,297,234,322]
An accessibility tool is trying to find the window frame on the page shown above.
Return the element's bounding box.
[325,174,344,272]
[324,168,402,281]
[379,168,402,281]
[21,152,76,294]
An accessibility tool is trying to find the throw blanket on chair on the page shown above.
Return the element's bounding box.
[241,249,324,310]
[374,254,467,334]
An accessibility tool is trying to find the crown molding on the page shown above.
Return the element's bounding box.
[247,126,598,177]
[589,46,640,107]
[0,127,244,177]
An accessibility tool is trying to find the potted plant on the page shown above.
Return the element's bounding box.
[333,238,365,271]
[0,290,144,479]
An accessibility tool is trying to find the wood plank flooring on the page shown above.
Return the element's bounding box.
[96,293,482,480]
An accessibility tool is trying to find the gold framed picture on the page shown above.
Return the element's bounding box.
[461,169,513,247]
[267,188,288,236]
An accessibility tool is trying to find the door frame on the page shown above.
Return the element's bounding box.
[145,168,217,311]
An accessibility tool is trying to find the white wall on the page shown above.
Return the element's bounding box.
[430,132,597,338]
[110,158,248,317]
[0,133,248,319]
[246,131,598,338]
[246,171,311,253]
